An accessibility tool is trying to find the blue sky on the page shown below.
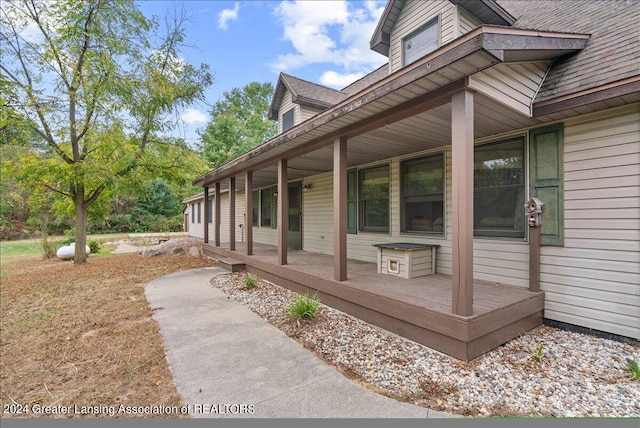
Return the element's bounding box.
[137,1,389,146]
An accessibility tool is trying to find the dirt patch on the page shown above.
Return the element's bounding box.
[0,252,213,418]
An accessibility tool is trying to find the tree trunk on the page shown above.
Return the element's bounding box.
[74,194,88,264]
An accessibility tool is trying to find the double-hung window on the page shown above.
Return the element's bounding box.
[474,138,526,239]
[359,165,389,233]
[401,153,445,234]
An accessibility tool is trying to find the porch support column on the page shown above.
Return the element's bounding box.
[229,176,236,251]
[245,171,253,256]
[451,89,474,317]
[214,182,221,247]
[278,159,288,265]
[333,137,348,281]
[203,186,209,244]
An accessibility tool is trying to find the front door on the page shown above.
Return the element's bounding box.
[288,181,302,250]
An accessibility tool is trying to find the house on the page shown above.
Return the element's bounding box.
[186,0,640,360]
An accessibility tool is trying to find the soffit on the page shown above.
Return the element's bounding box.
[195,27,588,188]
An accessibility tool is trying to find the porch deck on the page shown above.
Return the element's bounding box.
[203,242,544,361]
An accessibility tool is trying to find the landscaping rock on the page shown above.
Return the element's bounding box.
[210,271,640,418]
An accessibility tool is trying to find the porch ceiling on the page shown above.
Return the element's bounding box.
[196,26,589,189]
[222,92,544,190]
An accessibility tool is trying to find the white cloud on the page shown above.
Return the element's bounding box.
[270,0,387,87]
[319,70,364,89]
[217,2,240,30]
[180,108,208,124]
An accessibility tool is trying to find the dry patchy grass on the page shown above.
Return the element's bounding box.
[0,253,212,418]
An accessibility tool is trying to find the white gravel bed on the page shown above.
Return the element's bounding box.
[211,272,640,418]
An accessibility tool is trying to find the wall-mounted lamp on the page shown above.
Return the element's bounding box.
[303,182,313,191]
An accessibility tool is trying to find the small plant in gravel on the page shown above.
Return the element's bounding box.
[532,344,545,364]
[286,292,321,323]
[625,358,640,380]
[243,276,257,289]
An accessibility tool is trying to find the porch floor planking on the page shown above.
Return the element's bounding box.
[202,241,544,361]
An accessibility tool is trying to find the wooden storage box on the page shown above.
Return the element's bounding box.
[373,243,439,279]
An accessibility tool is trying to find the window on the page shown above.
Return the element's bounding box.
[208,199,213,223]
[252,191,259,226]
[197,202,201,224]
[401,153,444,234]
[403,18,439,66]
[359,165,389,233]
[474,138,526,238]
[282,108,294,132]
[191,203,195,223]
[260,188,272,227]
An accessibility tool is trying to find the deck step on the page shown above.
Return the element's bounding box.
[216,257,246,273]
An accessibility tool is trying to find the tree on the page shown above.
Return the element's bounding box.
[201,82,276,168]
[0,0,212,263]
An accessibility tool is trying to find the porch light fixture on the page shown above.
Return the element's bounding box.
[303,182,313,191]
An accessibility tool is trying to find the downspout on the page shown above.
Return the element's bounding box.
[530,60,554,117]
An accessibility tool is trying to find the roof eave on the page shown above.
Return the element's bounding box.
[451,0,516,26]
[194,27,590,187]
[533,76,640,117]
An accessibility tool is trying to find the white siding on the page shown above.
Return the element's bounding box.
[468,62,551,117]
[389,0,457,73]
[541,104,640,339]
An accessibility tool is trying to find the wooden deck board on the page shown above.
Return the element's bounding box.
[203,241,544,360]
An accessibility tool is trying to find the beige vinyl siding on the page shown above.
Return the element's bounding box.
[468,62,551,117]
[389,0,456,73]
[458,7,481,35]
[300,148,530,287]
[300,105,323,122]
[278,91,298,134]
[541,104,640,339]
[186,200,205,239]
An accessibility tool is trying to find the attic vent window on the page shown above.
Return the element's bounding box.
[403,17,439,66]
[282,108,294,132]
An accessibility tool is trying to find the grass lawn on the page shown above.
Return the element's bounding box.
[0,244,212,418]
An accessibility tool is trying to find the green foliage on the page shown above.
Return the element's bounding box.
[287,293,321,321]
[201,82,277,168]
[532,344,545,365]
[626,358,640,380]
[1,0,213,263]
[88,240,101,254]
[243,276,257,289]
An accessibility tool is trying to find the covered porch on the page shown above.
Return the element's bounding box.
[204,242,544,361]
[192,28,588,360]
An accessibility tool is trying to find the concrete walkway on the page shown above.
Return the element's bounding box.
[146,267,457,419]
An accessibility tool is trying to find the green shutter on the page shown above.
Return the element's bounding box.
[529,124,564,246]
[347,169,357,234]
[271,185,278,229]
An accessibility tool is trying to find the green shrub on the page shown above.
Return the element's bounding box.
[40,238,58,259]
[626,358,640,380]
[287,293,321,321]
[88,240,101,254]
[243,276,257,289]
